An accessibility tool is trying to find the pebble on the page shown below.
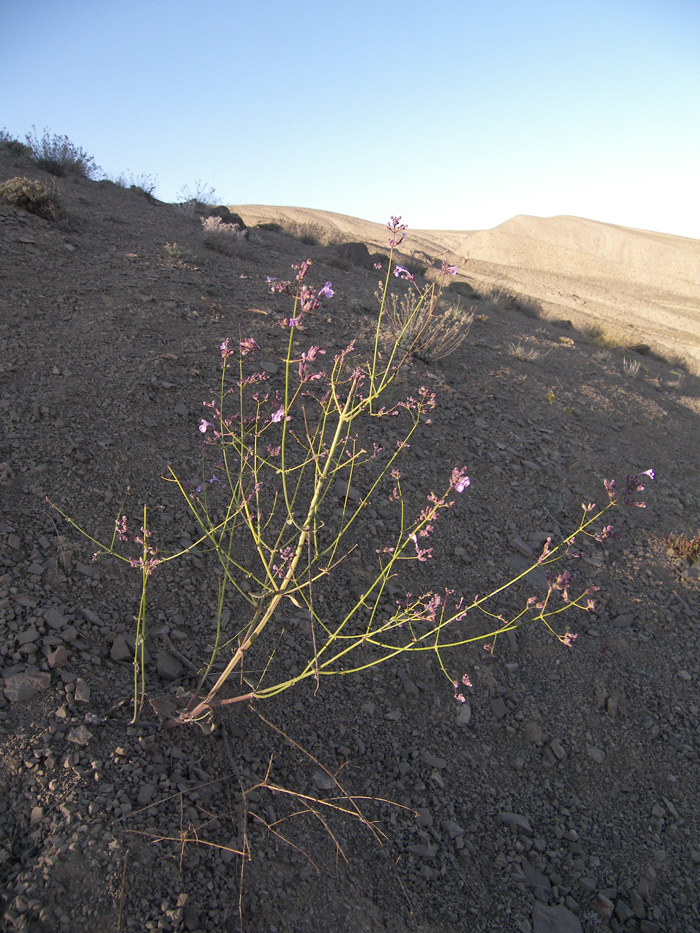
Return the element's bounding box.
[156,650,184,680]
[3,669,51,702]
[532,901,582,933]
[498,812,533,835]
[586,743,606,763]
[66,725,93,746]
[74,678,91,702]
[47,646,69,668]
[420,750,447,769]
[44,608,67,630]
[110,633,132,661]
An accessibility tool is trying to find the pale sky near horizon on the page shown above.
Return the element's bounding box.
[2,0,699,239]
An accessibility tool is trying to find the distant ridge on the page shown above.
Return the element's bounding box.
[234,206,700,372]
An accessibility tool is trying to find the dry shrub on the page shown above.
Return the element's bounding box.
[201,215,249,255]
[384,290,473,362]
[25,125,100,178]
[0,176,62,220]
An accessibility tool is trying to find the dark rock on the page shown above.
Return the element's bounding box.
[335,241,373,269]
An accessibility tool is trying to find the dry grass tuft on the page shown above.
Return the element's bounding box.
[0,176,63,220]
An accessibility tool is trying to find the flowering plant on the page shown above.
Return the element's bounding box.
[49,217,654,730]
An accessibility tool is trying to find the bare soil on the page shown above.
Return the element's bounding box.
[1,147,700,933]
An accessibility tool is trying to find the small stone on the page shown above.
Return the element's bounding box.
[456,702,472,725]
[441,820,464,839]
[156,650,183,680]
[67,725,93,746]
[523,721,543,744]
[110,633,132,661]
[44,608,66,630]
[509,534,534,557]
[47,646,69,669]
[312,770,336,791]
[615,899,635,923]
[3,669,51,702]
[521,857,552,899]
[491,697,508,720]
[30,806,43,825]
[17,625,39,646]
[420,750,447,769]
[74,678,91,703]
[589,893,614,919]
[586,743,606,763]
[397,668,419,697]
[629,890,645,919]
[498,812,532,835]
[677,670,692,681]
[137,784,156,806]
[416,807,433,827]
[532,901,582,933]
[550,739,566,760]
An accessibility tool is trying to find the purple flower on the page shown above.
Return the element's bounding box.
[373,262,383,271]
[294,259,312,282]
[240,337,259,356]
[561,632,578,647]
[319,281,334,299]
[450,466,470,493]
[199,419,214,433]
[270,407,286,423]
[440,260,458,276]
[387,216,407,248]
[220,338,234,359]
[115,515,129,541]
[394,265,414,281]
[622,468,655,507]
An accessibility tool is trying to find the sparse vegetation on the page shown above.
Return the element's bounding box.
[383,288,474,362]
[177,180,219,207]
[664,530,700,564]
[24,125,100,178]
[164,242,184,260]
[481,285,542,318]
[583,322,630,350]
[508,339,546,362]
[0,128,30,157]
[201,214,248,255]
[623,356,641,377]
[0,175,62,220]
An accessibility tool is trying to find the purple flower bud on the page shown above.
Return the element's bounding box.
[394,265,414,281]
[239,337,259,356]
[220,338,235,359]
[450,467,470,493]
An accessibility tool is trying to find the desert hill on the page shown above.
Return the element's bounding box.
[1,144,700,932]
[235,205,700,373]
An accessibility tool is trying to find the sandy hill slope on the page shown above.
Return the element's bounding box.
[235,206,700,373]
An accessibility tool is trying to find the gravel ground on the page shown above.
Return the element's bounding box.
[1,145,699,933]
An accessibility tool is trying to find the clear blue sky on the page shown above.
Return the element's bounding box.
[2,0,699,238]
